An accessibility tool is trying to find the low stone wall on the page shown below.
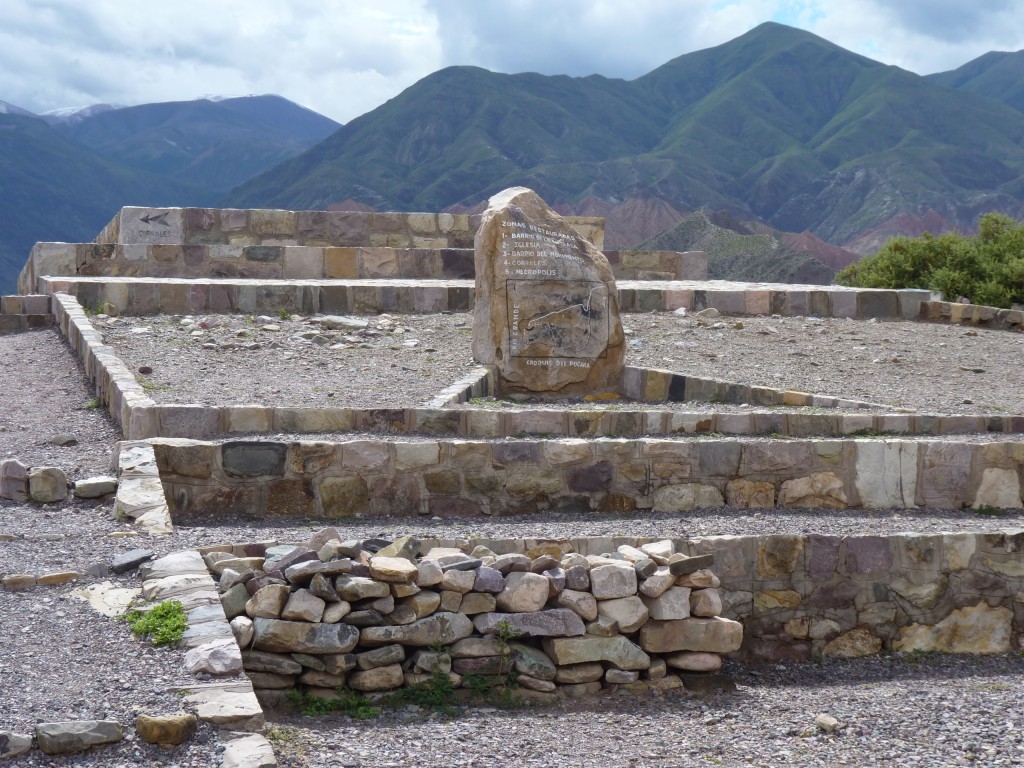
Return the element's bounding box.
[922,299,1024,331]
[36,275,935,322]
[153,436,1024,520]
[90,206,605,251]
[47,292,1024,443]
[0,293,52,333]
[204,533,739,704]
[194,530,1024,708]
[20,244,702,286]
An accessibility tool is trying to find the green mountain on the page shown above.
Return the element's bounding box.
[226,22,1024,256]
[927,50,1024,113]
[0,112,203,293]
[58,95,340,194]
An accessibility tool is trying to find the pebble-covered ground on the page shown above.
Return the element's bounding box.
[96,311,1024,414]
[2,324,1024,767]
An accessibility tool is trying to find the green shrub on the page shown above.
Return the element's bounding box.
[836,212,1024,308]
[121,599,188,646]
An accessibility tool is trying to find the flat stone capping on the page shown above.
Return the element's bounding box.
[153,436,1024,521]
[36,276,935,321]
[47,292,1024,442]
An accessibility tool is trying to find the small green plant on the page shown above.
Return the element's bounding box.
[120,599,187,646]
[135,376,170,392]
[972,503,1009,517]
[85,397,101,410]
[286,688,380,719]
[386,666,458,715]
[278,308,292,320]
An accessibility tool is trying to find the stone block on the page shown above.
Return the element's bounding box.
[638,617,743,654]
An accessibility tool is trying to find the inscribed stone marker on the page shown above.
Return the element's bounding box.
[472,187,624,396]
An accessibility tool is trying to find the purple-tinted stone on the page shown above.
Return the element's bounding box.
[492,443,538,465]
[266,548,318,579]
[807,535,841,579]
[246,575,286,596]
[807,581,859,609]
[473,566,505,594]
[845,537,892,574]
[473,608,585,638]
[309,573,341,603]
[543,567,566,595]
[565,565,590,591]
[567,461,613,492]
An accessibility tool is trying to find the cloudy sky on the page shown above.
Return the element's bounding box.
[2,0,1022,124]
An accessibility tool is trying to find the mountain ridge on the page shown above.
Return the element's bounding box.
[224,23,1024,257]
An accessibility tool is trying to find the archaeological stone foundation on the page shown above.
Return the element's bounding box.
[2,190,1024,762]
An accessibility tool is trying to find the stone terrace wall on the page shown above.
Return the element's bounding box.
[20,243,706,287]
[152,437,1024,520]
[37,275,933,322]
[92,207,605,251]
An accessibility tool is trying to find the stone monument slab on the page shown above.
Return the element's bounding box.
[473,187,624,396]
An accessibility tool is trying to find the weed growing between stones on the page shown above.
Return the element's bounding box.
[120,599,187,646]
[285,688,380,720]
[973,503,1010,517]
[278,308,292,320]
[84,396,100,409]
[385,667,459,715]
[463,619,522,709]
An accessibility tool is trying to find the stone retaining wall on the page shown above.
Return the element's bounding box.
[36,275,934,321]
[19,243,705,286]
[91,206,605,251]
[201,533,739,704]
[188,530,1024,712]
[48,292,1024,443]
[153,436,1024,520]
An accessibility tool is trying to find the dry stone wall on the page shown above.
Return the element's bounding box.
[203,533,739,704]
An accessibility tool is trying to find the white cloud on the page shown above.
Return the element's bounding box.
[0,0,1021,123]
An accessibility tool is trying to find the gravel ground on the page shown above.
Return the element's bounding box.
[3,318,1024,767]
[97,311,1024,414]
[263,653,1024,767]
[0,328,120,477]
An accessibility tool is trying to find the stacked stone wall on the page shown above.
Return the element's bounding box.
[204,534,738,704]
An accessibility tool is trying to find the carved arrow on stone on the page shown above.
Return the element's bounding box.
[140,212,170,226]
